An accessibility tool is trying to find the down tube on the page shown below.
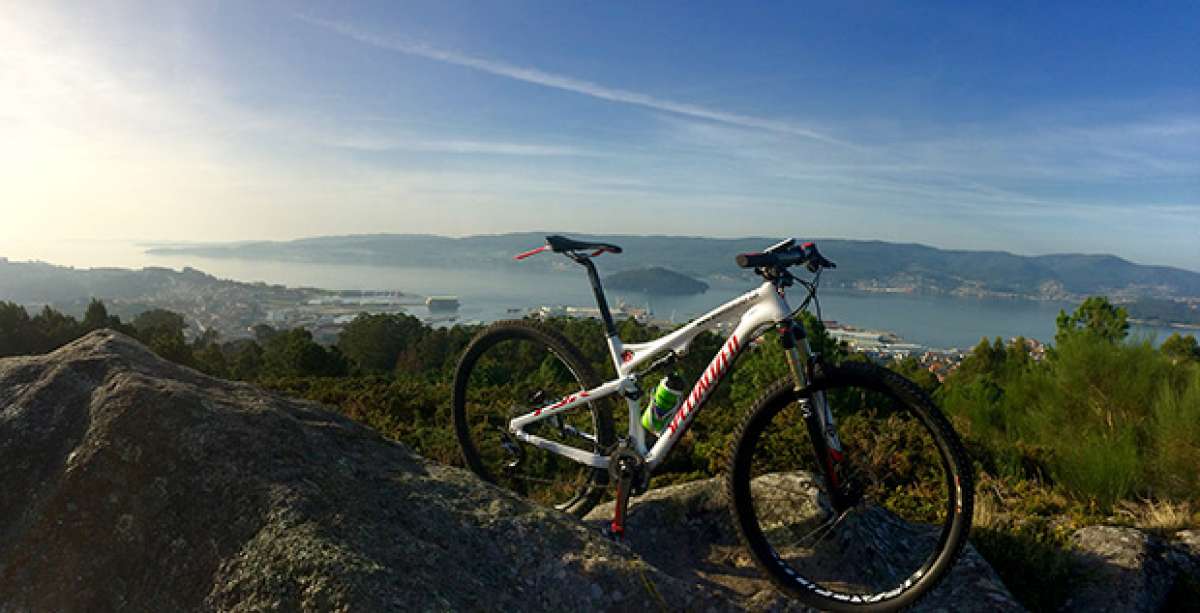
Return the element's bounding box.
[644,332,745,469]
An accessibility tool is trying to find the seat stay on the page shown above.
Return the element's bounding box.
[511,431,610,469]
[507,378,624,469]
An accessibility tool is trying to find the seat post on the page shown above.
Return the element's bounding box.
[579,258,618,337]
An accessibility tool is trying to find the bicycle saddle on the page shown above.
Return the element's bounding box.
[545,235,623,255]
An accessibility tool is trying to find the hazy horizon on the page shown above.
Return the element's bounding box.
[4,231,1200,277]
[2,3,1197,270]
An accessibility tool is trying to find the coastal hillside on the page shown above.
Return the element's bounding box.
[147,233,1200,301]
[0,259,313,306]
[0,259,328,333]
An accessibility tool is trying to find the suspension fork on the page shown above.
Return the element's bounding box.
[779,321,851,509]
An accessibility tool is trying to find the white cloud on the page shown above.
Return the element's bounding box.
[296,14,848,147]
[288,130,601,157]
[2,6,1195,271]
[0,5,629,247]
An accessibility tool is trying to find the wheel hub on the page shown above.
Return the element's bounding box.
[495,425,525,470]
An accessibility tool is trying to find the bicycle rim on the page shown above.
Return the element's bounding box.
[730,366,970,610]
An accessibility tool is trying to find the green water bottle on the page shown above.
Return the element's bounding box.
[641,373,685,434]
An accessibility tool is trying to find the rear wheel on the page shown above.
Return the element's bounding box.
[727,361,973,611]
[452,320,614,517]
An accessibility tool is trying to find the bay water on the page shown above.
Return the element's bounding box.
[3,239,1181,350]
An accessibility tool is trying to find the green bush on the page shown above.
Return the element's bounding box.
[1052,429,1141,507]
[941,303,1200,508]
[1149,372,1200,499]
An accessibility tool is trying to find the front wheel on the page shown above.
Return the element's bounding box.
[726,361,973,612]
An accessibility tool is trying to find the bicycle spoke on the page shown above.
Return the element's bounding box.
[732,363,971,608]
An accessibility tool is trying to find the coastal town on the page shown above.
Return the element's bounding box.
[268,291,462,343]
[232,286,990,379]
[0,258,1098,378]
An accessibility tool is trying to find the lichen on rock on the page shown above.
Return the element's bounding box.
[0,331,727,612]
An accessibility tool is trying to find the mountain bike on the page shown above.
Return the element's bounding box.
[452,234,973,611]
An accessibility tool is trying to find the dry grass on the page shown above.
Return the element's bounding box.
[971,474,1075,530]
[1114,498,1198,534]
[967,476,1080,613]
[972,488,1007,531]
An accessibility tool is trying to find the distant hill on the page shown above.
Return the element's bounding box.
[604,267,709,295]
[0,259,302,306]
[146,233,1200,301]
[0,259,327,338]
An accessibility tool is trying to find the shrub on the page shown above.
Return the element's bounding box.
[1148,370,1200,501]
[941,319,1200,509]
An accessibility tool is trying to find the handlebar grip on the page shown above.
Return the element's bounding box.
[735,252,777,268]
[738,242,835,271]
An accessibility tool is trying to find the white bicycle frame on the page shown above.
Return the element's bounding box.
[508,278,837,472]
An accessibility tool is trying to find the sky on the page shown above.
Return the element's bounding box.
[1,1,1197,270]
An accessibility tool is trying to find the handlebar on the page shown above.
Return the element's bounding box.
[735,241,836,273]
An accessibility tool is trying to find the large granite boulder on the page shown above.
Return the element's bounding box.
[0,331,729,611]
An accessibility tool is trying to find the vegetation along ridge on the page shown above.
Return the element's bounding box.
[1,294,1198,611]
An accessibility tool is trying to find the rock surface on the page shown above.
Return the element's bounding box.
[584,476,1024,612]
[0,331,729,612]
[1063,525,1188,613]
[13,330,1183,613]
[1172,529,1200,578]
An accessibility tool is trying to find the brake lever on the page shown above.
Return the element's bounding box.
[801,243,836,271]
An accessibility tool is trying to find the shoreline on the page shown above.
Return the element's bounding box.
[1128,318,1200,331]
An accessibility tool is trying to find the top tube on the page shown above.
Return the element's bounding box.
[613,281,786,376]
